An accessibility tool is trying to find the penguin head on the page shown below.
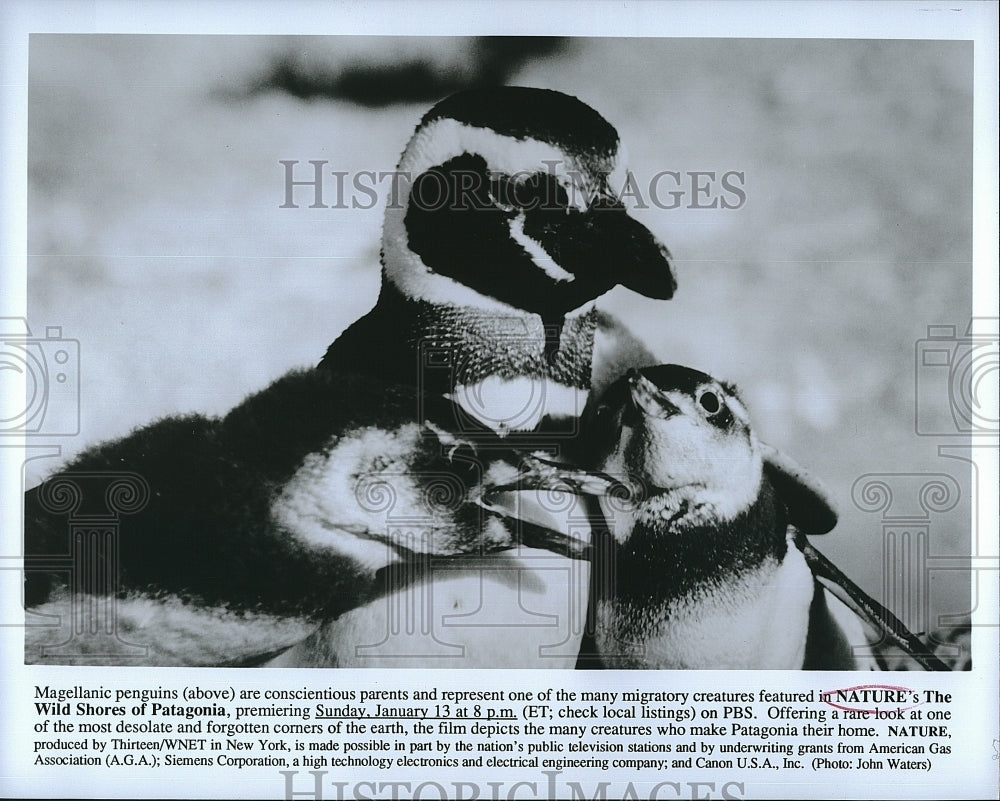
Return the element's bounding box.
[382,87,676,322]
[579,365,838,539]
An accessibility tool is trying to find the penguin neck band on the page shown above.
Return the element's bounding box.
[323,279,600,390]
[612,477,791,606]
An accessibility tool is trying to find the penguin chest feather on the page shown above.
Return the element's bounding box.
[598,536,815,669]
[450,377,587,433]
[25,87,678,668]
[266,545,584,669]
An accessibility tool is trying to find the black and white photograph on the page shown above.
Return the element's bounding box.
[2,2,997,800]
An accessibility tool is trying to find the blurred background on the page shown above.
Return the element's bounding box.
[26,36,975,639]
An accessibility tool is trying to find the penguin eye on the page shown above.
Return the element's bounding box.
[698,391,721,414]
[698,388,734,429]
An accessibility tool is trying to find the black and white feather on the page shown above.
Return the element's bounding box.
[24,87,676,667]
[484,365,952,670]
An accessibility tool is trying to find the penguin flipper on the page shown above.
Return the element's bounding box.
[23,413,233,609]
[796,532,951,671]
[802,580,880,670]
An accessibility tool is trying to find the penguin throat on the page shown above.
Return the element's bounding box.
[615,480,790,606]
[321,280,599,393]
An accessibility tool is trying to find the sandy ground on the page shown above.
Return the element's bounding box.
[25,36,974,634]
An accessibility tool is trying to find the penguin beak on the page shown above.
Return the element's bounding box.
[522,202,676,301]
[628,369,679,418]
[598,207,677,300]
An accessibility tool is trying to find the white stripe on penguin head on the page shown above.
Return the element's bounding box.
[382,117,623,310]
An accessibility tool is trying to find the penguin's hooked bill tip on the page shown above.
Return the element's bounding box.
[569,206,675,299]
[613,214,676,300]
[619,239,677,300]
[628,369,680,418]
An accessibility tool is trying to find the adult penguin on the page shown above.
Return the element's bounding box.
[320,86,676,430]
[269,87,680,667]
[23,87,675,667]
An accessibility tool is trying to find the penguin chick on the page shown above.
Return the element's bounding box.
[490,365,947,670]
[582,366,830,668]
[319,86,676,432]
